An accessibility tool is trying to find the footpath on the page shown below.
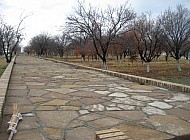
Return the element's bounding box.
[0,55,190,140]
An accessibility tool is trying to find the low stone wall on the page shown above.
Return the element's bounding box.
[44,58,190,93]
[0,56,16,124]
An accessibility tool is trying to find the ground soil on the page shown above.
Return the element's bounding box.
[49,56,190,86]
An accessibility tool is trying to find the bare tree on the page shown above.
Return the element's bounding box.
[112,31,138,62]
[133,13,164,73]
[69,31,89,61]
[160,5,190,71]
[67,1,135,69]
[29,33,52,56]
[53,33,70,58]
[0,15,27,63]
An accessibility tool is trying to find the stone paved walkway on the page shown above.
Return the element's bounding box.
[0,55,190,140]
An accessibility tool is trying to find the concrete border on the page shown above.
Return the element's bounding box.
[0,56,16,124]
[44,58,190,93]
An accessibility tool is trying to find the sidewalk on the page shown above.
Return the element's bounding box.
[0,55,190,140]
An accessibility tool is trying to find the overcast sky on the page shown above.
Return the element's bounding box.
[0,0,190,47]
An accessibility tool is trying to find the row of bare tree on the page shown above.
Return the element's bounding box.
[25,1,190,72]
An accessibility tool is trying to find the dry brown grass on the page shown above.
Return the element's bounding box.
[48,55,190,86]
[0,57,7,77]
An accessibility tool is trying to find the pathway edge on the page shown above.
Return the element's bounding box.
[0,55,16,125]
[44,57,190,93]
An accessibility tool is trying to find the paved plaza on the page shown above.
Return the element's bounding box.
[0,55,190,140]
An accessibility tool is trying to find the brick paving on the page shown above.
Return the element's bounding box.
[0,55,190,140]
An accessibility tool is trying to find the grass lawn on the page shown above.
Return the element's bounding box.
[0,58,8,77]
[47,55,190,86]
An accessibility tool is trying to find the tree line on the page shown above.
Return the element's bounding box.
[24,1,190,72]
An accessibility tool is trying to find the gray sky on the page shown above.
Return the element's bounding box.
[0,0,190,47]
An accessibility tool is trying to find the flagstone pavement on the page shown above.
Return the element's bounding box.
[0,55,190,140]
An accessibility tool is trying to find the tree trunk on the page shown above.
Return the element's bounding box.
[176,59,182,71]
[103,61,108,70]
[119,54,122,64]
[146,62,150,73]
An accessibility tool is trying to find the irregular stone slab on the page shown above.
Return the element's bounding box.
[166,108,190,122]
[79,110,89,115]
[36,111,78,128]
[35,106,56,111]
[149,101,173,109]
[88,84,107,87]
[88,117,123,129]
[41,99,69,106]
[132,95,156,101]
[165,94,190,102]
[78,113,104,121]
[46,82,58,87]
[108,87,122,92]
[108,84,120,88]
[45,88,76,94]
[140,92,172,99]
[170,102,190,111]
[4,105,34,115]
[106,107,121,111]
[17,117,38,130]
[8,85,27,90]
[29,97,50,103]
[42,92,71,99]
[107,103,116,107]
[24,77,40,80]
[52,75,66,79]
[142,106,166,115]
[25,82,46,86]
[78,87,95,92]
[43,127,63,140]
[68,91,104,97]
[14,130,46,140]
[101,111,146,121]
[108,92,128,97]
[129,89,152,93]
[22,113,35,117]
[130,84,158,91]
[29,89,48,97]
[117,104,136,110]
[94,91,110,95]
[65,127,95,140]
[116,123,174,140]
[112,98,146,107]
[7,89,28,97]
[59,106,80,111]
[79,98,105,105]
[84,104,105,111]
[67,119,84,128]
[68,100,84,107]
[0,132,8,139]
[61,84,84,89]
[27,85,46,89]
[89,86,108,90]
[5,97,31,105]
[147,115,190,136]
[115,86,131,91]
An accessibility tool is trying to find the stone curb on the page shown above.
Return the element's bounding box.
[0,56,16,124]
[44,57,190,94]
